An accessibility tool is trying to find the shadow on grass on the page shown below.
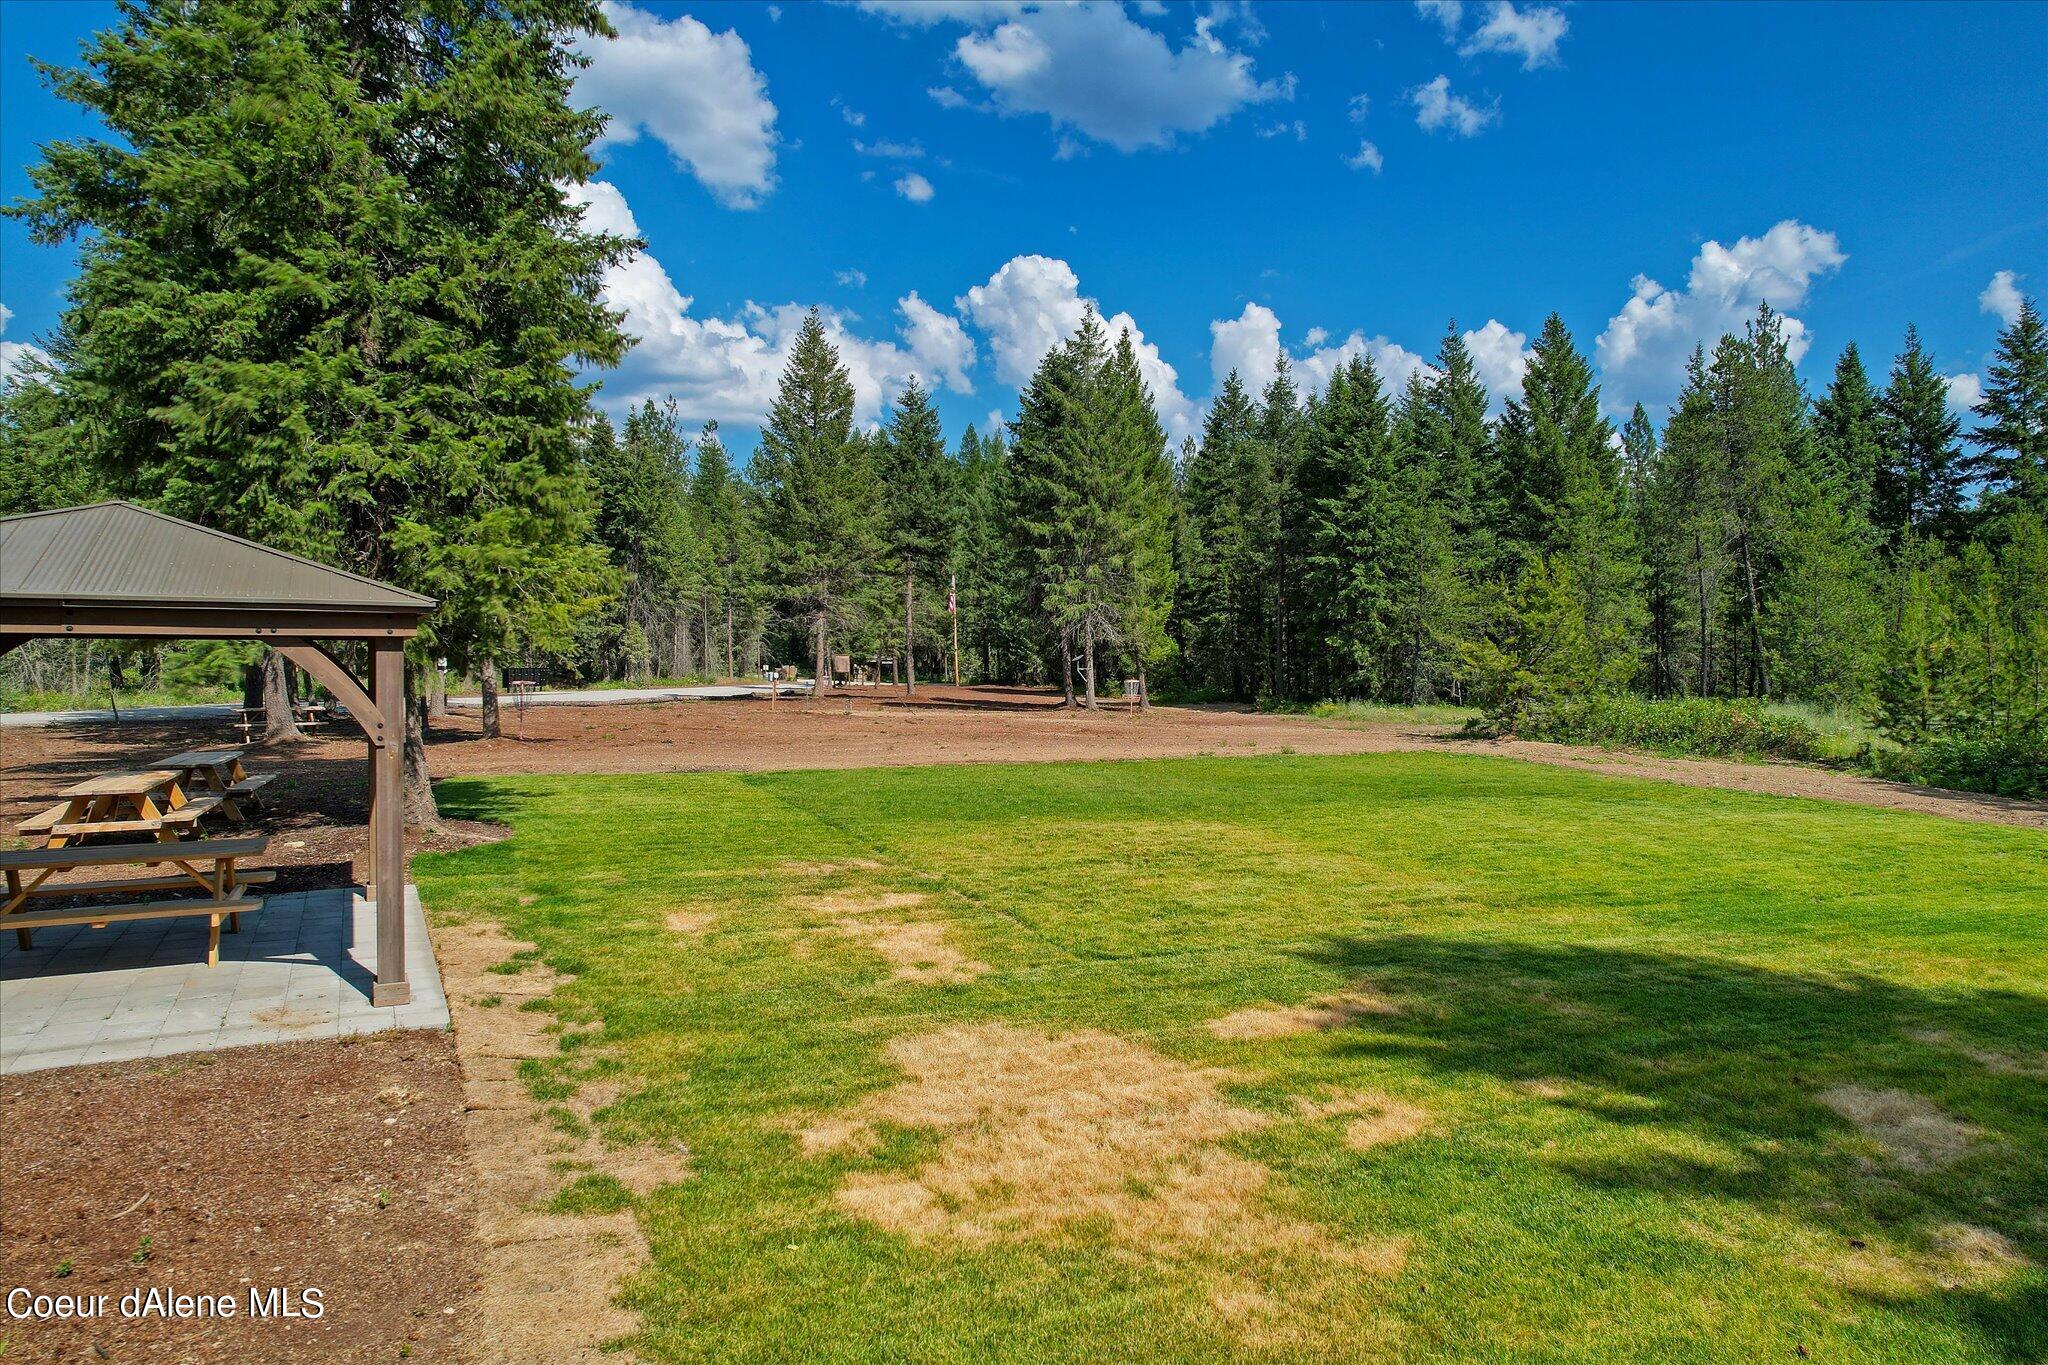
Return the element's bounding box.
[1306,934,2047,1358]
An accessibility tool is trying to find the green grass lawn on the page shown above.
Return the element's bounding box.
[418,752,2047,1363]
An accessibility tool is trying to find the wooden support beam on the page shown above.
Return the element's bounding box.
[370,639,409,1006]
[271,638,386,747]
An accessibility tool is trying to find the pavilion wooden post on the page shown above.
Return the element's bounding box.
[370,639,409,1006]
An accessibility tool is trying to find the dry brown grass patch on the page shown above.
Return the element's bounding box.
[664,910,718,936]
[1818,1085,1980,1172]
[1908,1028,2048,1078]
[805,1022,1407,1333]
[808,889,930,916]
[438,919,692,1359]
[831,916,989,985]
[779,858,885,876]
[1205,989,1399,1041]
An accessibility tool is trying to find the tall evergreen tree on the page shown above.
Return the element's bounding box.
[1293,353,1398,698]
[755,310,882,706]
[1179,371,1264,697]
[689,421,759,679]
[1876,325,1968,545]
[879,379,955,695]
[1103,329,1177,705]
[1493,315,1640,692]
[11,0,630,814]
[1258,357,1306,697]
[1973,296,2048,525]
[1813,342,1884,523]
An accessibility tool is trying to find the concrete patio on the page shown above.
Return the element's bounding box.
[0,885,448,1073]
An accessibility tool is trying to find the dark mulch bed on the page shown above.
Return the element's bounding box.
[1,1031,478,1362]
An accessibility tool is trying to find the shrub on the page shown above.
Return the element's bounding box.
[1866,730,2048,801]
[1517,695,1824,762]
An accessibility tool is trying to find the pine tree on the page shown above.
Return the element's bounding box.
[1876,325,1968,546]
[1493,315,1640,693]
[1973,297,2048,525]
[1496,314,1612,560]
[1421,322,1500,575]
[1813,342,1884,523]
[953,425,1029,683]
[1103,329,1177,705]
[755,310,882,706]
[592,400,693,679]
[1294,353,1398,698]
[1258,358,1306,697]
[880,379,955,695]
[10,0,631,816]
[1179,371,1263,697]
[1622,404,1685,696]
[689,421,759,679]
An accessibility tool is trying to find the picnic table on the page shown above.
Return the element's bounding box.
[234,701,329,742]
[15,768,227,848]
[154,747,277,820]
[1,835,272,963]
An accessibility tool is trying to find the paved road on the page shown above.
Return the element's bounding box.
[0,702,239,729]
[1,682,815,728]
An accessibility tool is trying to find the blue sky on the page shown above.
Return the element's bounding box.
[3,0,2045,452]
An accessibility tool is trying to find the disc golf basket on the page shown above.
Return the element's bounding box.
[502,664,549,738]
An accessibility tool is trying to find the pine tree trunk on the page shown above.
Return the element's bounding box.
[428,666,449,719]
[812,611,829,709]
[1060,627,1076,707]
[480,658,501,739]
[404,688,440,827]
[1739,536,1769,699]
[1081,615,1099,710]
[904,563,916,697]
[726,599,736,679]
[702,594,713,680]
[1137,661,1151,711]
[261,650,302,742]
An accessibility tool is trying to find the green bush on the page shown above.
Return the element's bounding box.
[1866,731,2048,801]
[1517,695,1824,762]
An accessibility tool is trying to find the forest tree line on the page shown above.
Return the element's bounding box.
[0,0,2041,804]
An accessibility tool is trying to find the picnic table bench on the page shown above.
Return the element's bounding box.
[15,768,231,848]
[1,835,272,964]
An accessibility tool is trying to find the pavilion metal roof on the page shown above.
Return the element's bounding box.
[0,501,435,615]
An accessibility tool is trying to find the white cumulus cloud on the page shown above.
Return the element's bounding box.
[576,3,779,210]
[0,303,54,387]
[884,1,1289,152]
[1411,75,1495,137]
[957,253,1199,440]
[1980,270,2026,327]
[895,172,936,203]
[1596,220,1847,414]
[1210,302,1284,390]
[1460,318,1533,409]
[1460,2,1567,68]
[563,181,972,426]
[1945,372,1983,416]
[1345,140,1384,173]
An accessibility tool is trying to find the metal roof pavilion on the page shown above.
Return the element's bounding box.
[2,501,436,1005]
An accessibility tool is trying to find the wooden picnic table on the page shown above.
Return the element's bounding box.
[154,747,277,820]
[16,768,227,849]
[1,835,272,963]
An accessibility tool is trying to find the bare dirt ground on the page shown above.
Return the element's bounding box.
[6,687,2039,864]
[0,1031,475,1362]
